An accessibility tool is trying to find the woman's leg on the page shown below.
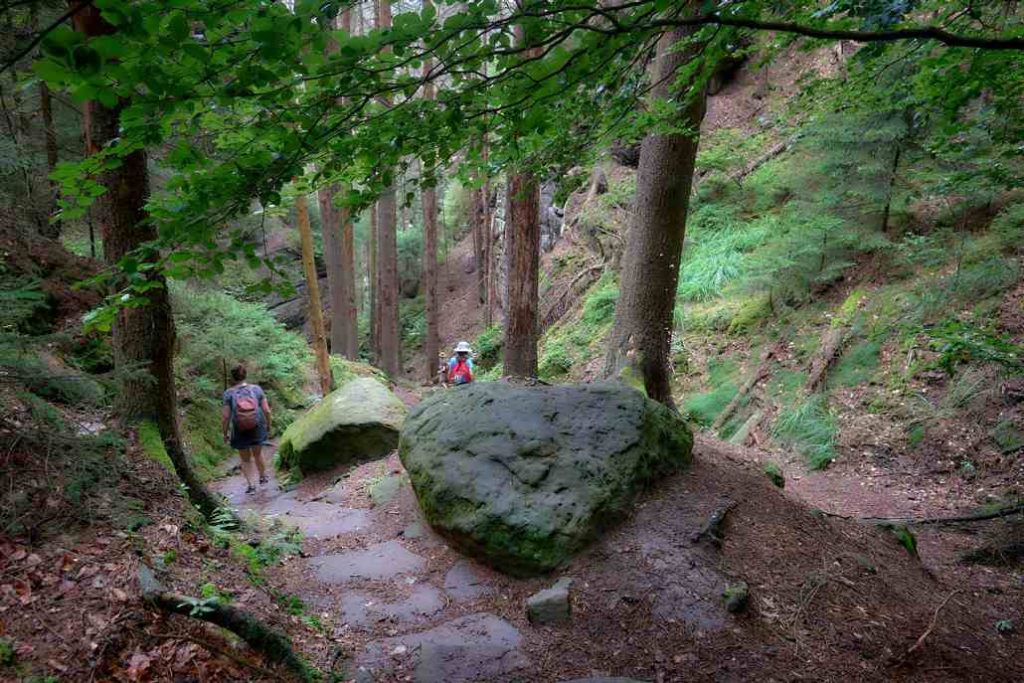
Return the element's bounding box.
[238,448,256,490]
[253,445,268,483]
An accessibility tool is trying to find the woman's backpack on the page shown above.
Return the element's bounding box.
[449,358,473,385]
[232,389,261,432]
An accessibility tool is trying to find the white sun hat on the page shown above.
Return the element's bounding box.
[454,341,473,354]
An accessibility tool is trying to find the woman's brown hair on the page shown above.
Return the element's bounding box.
[230,364,247,383]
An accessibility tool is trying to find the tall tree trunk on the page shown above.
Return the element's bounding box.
[604,24,708,408]
[377,182,400,377]
[296,192,333,397]
[503,22,541,378]
[421,31,440,383]
[375,0,400,378]
[39,81,60,238]
[503,172,540,378]
[369,202,379,361]
[482,139,494,326]
[315,9,357,359]
[73,5,220,517]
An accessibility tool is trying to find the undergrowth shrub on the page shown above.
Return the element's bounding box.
[538,338,573,379]
[473,324,502,371]
[581,274,619,327]
[773,395,837,469]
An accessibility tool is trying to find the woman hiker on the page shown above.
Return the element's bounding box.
[222,364,272,494]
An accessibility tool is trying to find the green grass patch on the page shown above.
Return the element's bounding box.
[138,421,174,472]
[684,358,739,427]
[830,340,881,388]
[773,395,837,469]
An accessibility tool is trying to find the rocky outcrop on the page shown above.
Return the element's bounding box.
[399,382,693,575]
[277,377,406,475]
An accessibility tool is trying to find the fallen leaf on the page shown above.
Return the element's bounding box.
[111,587,129,602]
[10,548,27,562]
[46,658,68,673]
[13,579,31,605]
[126,652,151,681]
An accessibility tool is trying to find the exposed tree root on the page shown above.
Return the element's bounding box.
[820,503,1024,526]
[138,565,309,680]
[691,501,737,547]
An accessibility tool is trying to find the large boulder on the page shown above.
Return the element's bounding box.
[399,382,693,575]
[278,377,406,475]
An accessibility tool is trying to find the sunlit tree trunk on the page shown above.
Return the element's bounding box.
[73,4,219,517]
[604,22,708,408]
[296,192,333,396]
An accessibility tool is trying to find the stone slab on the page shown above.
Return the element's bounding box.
[310,540,425,584]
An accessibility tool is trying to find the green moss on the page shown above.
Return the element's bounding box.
[277,378,405,475]
[728,295,772,333]
[138,420,174,472]
[538,338,574,379]
[764,462,785,488]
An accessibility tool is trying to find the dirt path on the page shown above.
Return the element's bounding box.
[210,426,1024,682]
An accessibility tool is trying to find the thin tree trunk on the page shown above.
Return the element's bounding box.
[39,81,60,237]
[421,26,440,383]
[604,22,708,408]
[503,172,540,378]
[73,4,220,517]
[482,139,494,326]
[317,186,343,353]
[375,0,400,378]
[880,144,901,234]
[338,196,358,359]
[369,202,379,361]
[377,181,400,377]
[296,192,333,397]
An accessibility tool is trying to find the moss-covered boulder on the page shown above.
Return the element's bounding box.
[278,377,406,475]
[399,381,693,576]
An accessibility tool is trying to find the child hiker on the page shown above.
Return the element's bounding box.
[445,341,475,386]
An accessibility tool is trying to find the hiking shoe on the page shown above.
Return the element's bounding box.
[245,484,256,494]
[259,475,269,485]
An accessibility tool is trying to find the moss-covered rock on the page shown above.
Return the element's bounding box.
[399,381,693,576]
[277,377,406,475]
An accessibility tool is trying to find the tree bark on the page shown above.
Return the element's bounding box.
[421,29,440,383]
[375,0,400,378]
[296,192,333,397]
[503,171,540,378]
[315,10,358,360]
[604,23,708,408]
[880,144,901,234]
[377,181,400,377]
[369,202,379,361]
[73,4,220,517]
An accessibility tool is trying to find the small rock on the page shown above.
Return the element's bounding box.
[401,523,424,539]
[527,577,573,624]
[723,581,749,614]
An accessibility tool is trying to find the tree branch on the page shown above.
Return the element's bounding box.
[658,13,1024,51]
[0,0,95,76]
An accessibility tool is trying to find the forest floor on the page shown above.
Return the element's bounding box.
[193,420,1024,682]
